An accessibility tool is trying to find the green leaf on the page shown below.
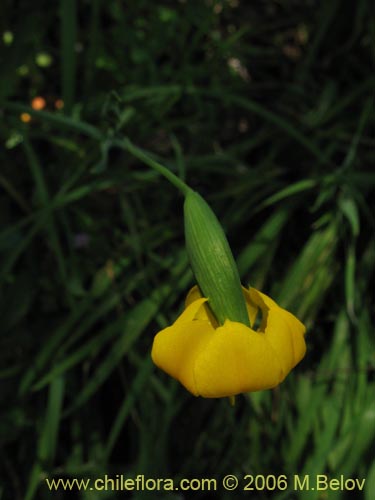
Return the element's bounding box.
[184,190,250,326]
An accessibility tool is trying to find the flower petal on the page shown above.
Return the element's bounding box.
[243,287,263,326]
[187,285,259,327]
[247,288,306,373]
[185,285,202,306]
[151,298,214,396]
[174,297,208,325]
[194,321,283,397]
[152,287,306,399]
[185,286,219,327]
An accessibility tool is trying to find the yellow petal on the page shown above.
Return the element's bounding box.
[247,288,306,373]
[185,285,202,306]
[187,285,259,327]
[242,287,263,326]
[269,306,306,370]
[151,298,214,395]
[194,320,283,397]
[185,286,219,327]
[151,286,306,399]
[174,297,207,325]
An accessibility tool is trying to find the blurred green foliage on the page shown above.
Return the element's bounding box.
[0,1,374,499]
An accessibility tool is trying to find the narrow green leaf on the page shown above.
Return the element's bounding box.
[261,180,317,208]
[64,290,167,415]
[60,0,77,113]
[184,190,250,326]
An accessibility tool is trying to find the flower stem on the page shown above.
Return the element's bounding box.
[118,137,191,196]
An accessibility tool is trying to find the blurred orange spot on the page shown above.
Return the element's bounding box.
[20,113,32,123]
[55,99,64,110]
[283,44,301,60]
[105,260,115,280]
[31,96,46,110]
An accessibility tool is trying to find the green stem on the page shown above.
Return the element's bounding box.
[116,137,191,196]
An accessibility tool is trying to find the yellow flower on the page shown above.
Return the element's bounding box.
[151,286,306,398]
